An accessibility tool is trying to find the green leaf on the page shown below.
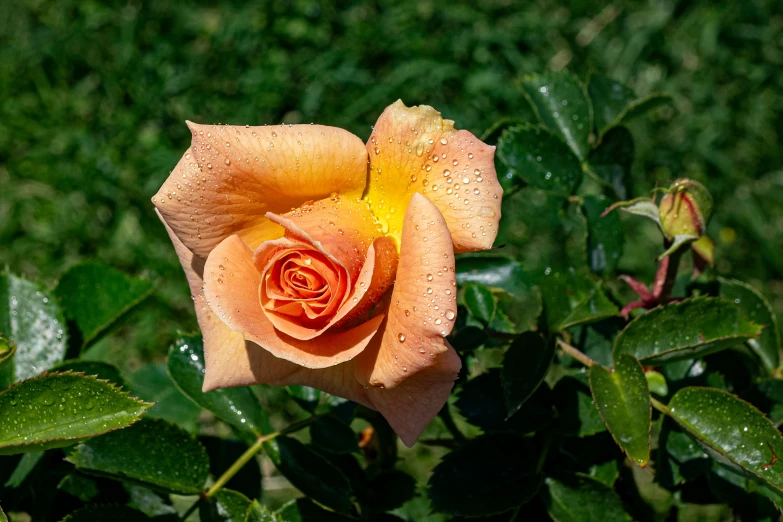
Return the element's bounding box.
[587,459,620,488]
[588,74,670,136]
[588,74,637,136]
[667,387,783,495]
[552,376,607,437]
[125,484,178,518]
[645,371,668,396]
[657,234,698,261]
[717,277,780,373]
[543,475,632,522]
[167,335,272,436]
[0,372,150,455]
[0,337,16,390]
[50,360,126,388]
[0,273,67,381]
[605,197,661,227]
[60,505,151,522]
[129,363,201,432]
[587,127,633,200]
[245,501,280,522]
[502,332,554,416]
[0,504,6,522]
[462,283,496,325]
[456,369,554,435]
[540,269,618,331]
[613,297,764,364]
[4,451,43,488]
[589,354,651,466]
[583,195,624,275]
[522,72,592,160]
[286,385,322,412]
[657,418,710,488]
[264,436,356,515]
[428,433,541,517]
[67,417,210,495]
[276,499,353,522]
[201,489,252,522]
[309,415,358,454]
[58,473,99,502]
[496,188,588,273]
[368,469,416,513]
[496,124,582,195]
[54,262,153,348]
[456,256,542,334]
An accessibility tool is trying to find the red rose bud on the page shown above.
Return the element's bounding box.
[658,178,713,239]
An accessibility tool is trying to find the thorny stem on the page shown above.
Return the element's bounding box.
[654,246,684,301]
[556,339,596,368]
[179,414,323,521]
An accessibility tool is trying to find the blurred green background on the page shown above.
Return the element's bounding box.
[1,0,782,368]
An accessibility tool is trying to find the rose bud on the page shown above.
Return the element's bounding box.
[658,178,713,239]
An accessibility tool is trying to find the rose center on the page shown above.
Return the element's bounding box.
[260,249,344,327]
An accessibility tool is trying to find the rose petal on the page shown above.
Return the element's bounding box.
[366,341,461,447]
[265,197,382,282]
[156,210,301,390]
[355,193,459,389]
[365,100,503,253]
[203,235,383,369]
[255,197,394,340]
[153,123,368,258]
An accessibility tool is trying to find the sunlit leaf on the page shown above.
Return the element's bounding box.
[667,387,783,495]
[589,354,651,466]
[50,360,126,388]
[54,262,153,348]
[613,297,763,364]
[497,124,582,194]
[522,72,592,159]
[717,278,780,373]
[67,417,210,495]
[167,335,272,436]
[0,273,67,381]
[0,372,150,455]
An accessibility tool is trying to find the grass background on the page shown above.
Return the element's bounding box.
[1,0,782,368]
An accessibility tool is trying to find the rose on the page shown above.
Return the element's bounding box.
[153,101,503,446]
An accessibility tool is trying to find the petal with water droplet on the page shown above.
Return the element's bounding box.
[365,100,503,253]
[356,193,460,390]
[153,123,368,258]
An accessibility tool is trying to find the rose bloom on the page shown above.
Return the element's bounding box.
[153,101,502,445]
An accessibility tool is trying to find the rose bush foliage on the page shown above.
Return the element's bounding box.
[1,71,782,522]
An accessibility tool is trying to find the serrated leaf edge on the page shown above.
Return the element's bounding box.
[668,386,783,494]
[0,371,152,452]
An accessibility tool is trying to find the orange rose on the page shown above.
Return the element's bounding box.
[153,101,503,445]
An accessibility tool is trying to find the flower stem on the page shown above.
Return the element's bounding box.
[179,414,322,521]
[650,396,671,415]
[556,339,595,368]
